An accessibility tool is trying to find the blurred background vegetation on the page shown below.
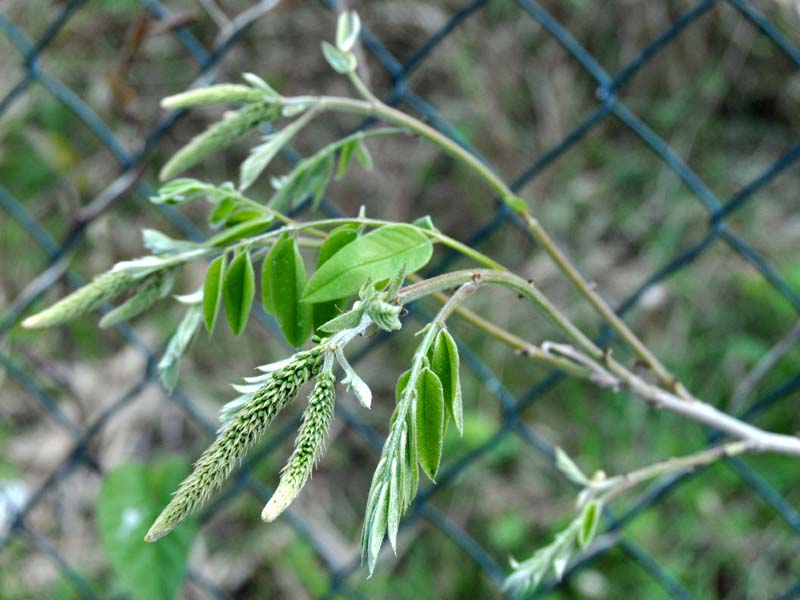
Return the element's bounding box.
[1,1,799,598]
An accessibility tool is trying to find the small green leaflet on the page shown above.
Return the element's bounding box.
[223,251,255,336]
[208,196,236,229]
[354,138,372,170]
[321,40,356,74]
[202,254,226,333]
[312,224,358,331]
[303,224,433,303]
[263,237,312,347]
[149,178,209,205]
[396,370,419,505]
[578,500,601,549]
[429,329,463,435]
[142,229,200,255]
[206,216,273,247]
[411,215,436,231]
[415,367,444,481]
[97,458,197,600]
[336,139,357,179]
[335,10,361,53]
[239,110,316,191]
[158,303,202,392]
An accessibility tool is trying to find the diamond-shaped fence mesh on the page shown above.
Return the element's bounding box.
[1,0,799,598]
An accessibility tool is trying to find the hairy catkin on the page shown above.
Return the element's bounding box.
[22,270,137,329]
[159,102,275,180]
[261,371,336,522]
[98,270,172,328]
[145,348,322,542]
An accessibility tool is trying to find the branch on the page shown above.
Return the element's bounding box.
[282,93,689,398]
[396,270,800,458]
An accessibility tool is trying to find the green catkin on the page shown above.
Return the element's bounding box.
[161,85,267,110]
[145,348,322,542]
[159,102,275,180]
[98,271,172,328]
[22,270,138,329]
[261,371,336,522]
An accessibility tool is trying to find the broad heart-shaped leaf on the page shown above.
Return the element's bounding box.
[265,237,312,347]
[303,224,433,303]
[202,254,226,333]
[97,458,197,600]
[223,250,255,336]
[429,329,463,435]
[415,367,444,481]
[312,225,358,331]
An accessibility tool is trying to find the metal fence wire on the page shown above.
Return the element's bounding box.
[1,0,799,598]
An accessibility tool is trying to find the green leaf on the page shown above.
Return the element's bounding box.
[387,457,401,551]
[303,224,433,303]
[261,237,279,315]
[354,138,373,170]
[242,73,281,99]
[336,139,357,179]
[158,304,202,392]
[239,112,315,191]
[149,178,209,205]
[312,225,358,331]
[336,10,361,52]
[578,500,601,549]
[317,306,364,333]
[554,448,590,486]
[208,196,236,229]
[415,367,444,481]
[429,329,463,435]
[321,40,357,74]
[97,458,197,600]
[267,129,401,211]
[142,229,200,256]
[411,215,436,231]
[223,207,266,227]
[367,482,389,572]
[265,237,312,347]
[396,370,418,505]
[202,254,226,333]
[223,251,255,336]
[206,216,274,247]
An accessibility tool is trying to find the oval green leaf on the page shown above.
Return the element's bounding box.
[579,500,601,549]
[223,250,255,336]
[430,329,463,435]
[202,254,226,333]
[97,458,197,600]
[415,367,444,482]
[303,224,433,303]
[313,225,359,331]
[266,237,312,347]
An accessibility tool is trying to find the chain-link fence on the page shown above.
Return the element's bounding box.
[1,0,799,598]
